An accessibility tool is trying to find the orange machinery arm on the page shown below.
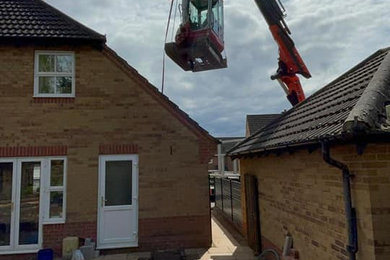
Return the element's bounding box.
[254,0,311,106]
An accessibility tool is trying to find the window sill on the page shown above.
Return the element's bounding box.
[32,97,75,104]
[0,248,40,255]
[43,220,66,225]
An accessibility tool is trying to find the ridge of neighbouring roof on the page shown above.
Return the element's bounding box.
[231,47,390,156]
[0,0,106,44]
[246,114,281,135]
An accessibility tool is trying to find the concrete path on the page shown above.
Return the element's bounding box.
[95,217,257,260]
[186,217,257,260]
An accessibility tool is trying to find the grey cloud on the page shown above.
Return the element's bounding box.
[46,0,390,137]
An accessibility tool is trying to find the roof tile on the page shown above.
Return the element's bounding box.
[0,0,105,43]
[246,114,280,136]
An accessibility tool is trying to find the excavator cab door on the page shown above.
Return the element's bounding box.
[165,0,227,72]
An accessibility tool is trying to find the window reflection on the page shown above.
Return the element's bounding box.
[49,191,63,218]
[105,161,132,206]
[19,162,40,245]
[56,55,73,73]
[38,55,55,72]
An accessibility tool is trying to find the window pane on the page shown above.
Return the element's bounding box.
[56,55,73,73]
[19,162,40,245]
[39,77,55,93]
[189,2,199,29]
[199,9,208,28]
[39,55,55,72]
[105,161,132,206]
[49,191,63,218]
[0,163,13,246]
[56,77,72,94]
[212,3,219,33]
[50,160,64,186]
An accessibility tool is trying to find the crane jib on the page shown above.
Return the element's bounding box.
[253,0,290,34]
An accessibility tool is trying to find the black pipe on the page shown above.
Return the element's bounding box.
[321,141,358,260]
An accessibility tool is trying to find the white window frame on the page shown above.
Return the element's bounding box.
[34,51,75,98]
[43,157,67,224]
[0,158,45,254]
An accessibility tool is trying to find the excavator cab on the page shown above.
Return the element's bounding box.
[165,0,227,72]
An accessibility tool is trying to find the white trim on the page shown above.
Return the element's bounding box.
[97,154,139,249]
[34,51,76,98]
[0,249,40,255]
[7,157,44,254]
[43,157,67,224]
[14,158,43,252]
[96,242,138,250]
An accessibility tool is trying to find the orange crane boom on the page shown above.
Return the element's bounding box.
[254,0,311,105]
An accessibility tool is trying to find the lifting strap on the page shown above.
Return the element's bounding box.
[161,0,175,94]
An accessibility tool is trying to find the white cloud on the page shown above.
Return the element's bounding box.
[47,0,390,137]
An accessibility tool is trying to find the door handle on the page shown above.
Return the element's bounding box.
[101,197,107,207]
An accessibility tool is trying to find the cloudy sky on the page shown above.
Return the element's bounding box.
[46,0,390,137]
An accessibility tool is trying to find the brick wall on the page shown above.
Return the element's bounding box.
[0,254,36,260]
[43,222,97,256]
[138,215,211,250]
[240,143,390,260]
[0,44,216,257]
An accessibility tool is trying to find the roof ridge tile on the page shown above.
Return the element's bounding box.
[343,50,390,133]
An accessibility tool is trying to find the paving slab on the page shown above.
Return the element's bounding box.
[88,216,257,260]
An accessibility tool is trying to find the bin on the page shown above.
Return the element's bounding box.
[37,248,53,260]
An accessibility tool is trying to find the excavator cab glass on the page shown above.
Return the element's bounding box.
[165,0,227,72]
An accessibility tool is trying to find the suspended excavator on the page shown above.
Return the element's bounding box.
[164,0,311,106]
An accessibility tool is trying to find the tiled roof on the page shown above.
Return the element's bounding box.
[231,48,390,156]
[221,141,241,154]
[0,0,105,43]
[246,114,280,136]
[217,138,245,154]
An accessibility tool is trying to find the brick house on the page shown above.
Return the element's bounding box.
[0,0,217,258]
[208,137,244,174]
[230,48,390,260]
[208,114,280,175]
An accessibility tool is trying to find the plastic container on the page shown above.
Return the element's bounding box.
[71,249,85,260]
[37,248,54,260]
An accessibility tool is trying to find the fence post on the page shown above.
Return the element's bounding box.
[230,179,234,221]
[220,178,224,211]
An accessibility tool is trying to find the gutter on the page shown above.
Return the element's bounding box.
[321,141,358,260]
[229,138,325,159]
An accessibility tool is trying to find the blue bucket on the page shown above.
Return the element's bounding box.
[37,248,54,260]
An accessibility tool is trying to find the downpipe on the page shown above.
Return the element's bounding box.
[321,141,358,260]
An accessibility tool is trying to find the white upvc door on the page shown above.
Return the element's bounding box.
[97,155,138,249]
[0,158,44,254]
